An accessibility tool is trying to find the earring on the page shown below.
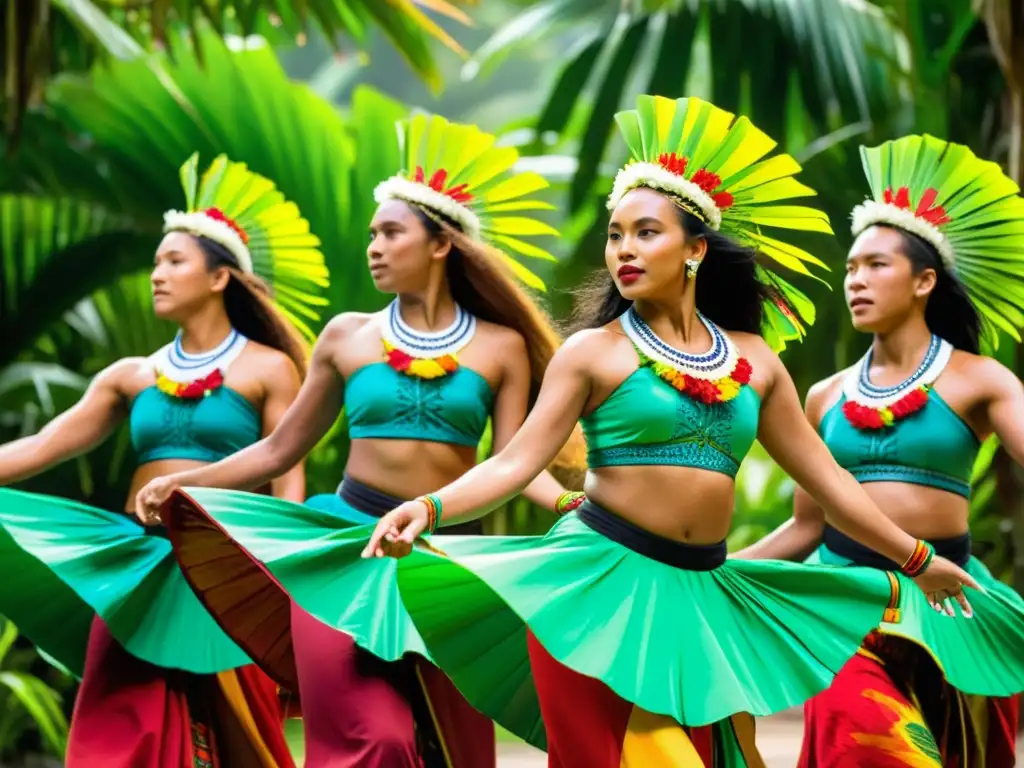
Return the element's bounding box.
[685,259,700,279]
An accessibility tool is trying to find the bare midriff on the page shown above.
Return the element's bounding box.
[584,464,736,544]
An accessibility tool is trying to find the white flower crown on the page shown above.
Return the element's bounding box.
[607,162,722,230]
[850,200,955,270]
[162,210,254,273]
[374,176,482,241]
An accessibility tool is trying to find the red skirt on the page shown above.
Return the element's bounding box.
[291,604,495,768]
[799,631,1019,767]
[526,630,765,767]
[65,617,294,768]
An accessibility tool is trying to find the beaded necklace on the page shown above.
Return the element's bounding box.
[381,300,477,380]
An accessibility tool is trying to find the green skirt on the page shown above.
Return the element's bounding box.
[0,488,252,677]
[170,489,908,751]
[808,544,1024,696]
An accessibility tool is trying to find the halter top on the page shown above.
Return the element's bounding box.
[130,334,262,465]
[345,362,492,448]
[130,387,261,465]
[581,366,760,478]
[820,391,979,497]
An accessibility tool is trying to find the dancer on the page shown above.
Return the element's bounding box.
[135,114,581,768]
[297,96,985,768]
[0,153,326,767]
[738,135,1024,767]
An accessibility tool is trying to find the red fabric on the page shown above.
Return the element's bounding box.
[291,604,494,768]
[417,661,496,768]
[986,695,1020,768]
[66,617,293,768]
[527,629,634,767]
[799,649,943,767]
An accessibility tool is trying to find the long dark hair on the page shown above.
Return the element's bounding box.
[408,205,585,474]
[888,227,980,354]
[194,236,309,377]
[569,201,778,335]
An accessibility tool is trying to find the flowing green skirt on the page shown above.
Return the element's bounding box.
[808,544,1024,696]
[170,489,914,751]
[0,488,251,677]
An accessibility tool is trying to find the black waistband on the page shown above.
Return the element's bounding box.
[823,525,971,569]
[577,499,726,570]
[337,475,483,536]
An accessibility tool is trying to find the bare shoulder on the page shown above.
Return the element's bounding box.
[805,368,849,420]
[320,311,375,344]
[243,341,301,385]
[476,319,528,358]
[952,349,1019,394]
[728,331,774,363]
[99,356,152,391]
[556,326,627,374]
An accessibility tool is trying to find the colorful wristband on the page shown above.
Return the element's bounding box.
[418,494,442,534]
[900,539,934,577]
[556,491,586,515]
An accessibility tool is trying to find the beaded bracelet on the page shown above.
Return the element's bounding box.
[418,494,442,534]
[556,491,586,515]
[900,539,935,577]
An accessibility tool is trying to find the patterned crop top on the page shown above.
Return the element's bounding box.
[581,366,760,478]
[345,362,492,448]
[820,391,979,498]
[130,386,261,465]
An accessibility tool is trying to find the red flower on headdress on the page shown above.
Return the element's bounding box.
[883,186,950,226]
[413,166,474,204]
[691,168,734,210]
[203,207,249,244]
[658,152,688,176]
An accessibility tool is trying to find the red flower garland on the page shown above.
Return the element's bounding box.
[641,350,752,405]
[842,386,930,430]
[155,369,224,399]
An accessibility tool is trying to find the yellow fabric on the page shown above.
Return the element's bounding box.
[620,707,705,767]
[214,670,280,768]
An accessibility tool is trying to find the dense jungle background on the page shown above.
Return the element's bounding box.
[0,0,1020,760]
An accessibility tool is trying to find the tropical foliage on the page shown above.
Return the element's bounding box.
[1,0,1023,754]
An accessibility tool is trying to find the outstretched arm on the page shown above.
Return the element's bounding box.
[488,332,567,513]
[363,336,593,557]
[135,319,347,518]
[0,360,131,485]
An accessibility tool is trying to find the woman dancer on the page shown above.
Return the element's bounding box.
[0,153,326,767]
[135,114,581,768]
[738,135,1024,767]
[153,96,975,767]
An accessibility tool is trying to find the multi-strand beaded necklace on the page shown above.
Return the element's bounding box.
[153,329,247,399]
[842,335,951,430]
[381,300,477,380]
[621,307,752,404]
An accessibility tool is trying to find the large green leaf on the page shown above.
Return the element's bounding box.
[473,0,910,212]
[0,195,147,368]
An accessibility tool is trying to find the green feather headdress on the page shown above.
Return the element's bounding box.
[852,134,1024,342]
[374,113,558,290]
[163,153,330,340]
[609,95,833,350]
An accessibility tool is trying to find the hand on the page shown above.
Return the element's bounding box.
[911,556,983,618]
[134,476,182,526]
[361,501,429,559]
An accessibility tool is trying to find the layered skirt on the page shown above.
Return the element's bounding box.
[164,478,494,768]
[799,526,1024,767]
[167,488,927,767]
[0,488,293,768]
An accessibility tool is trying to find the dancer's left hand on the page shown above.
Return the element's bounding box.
[361,501,428,559]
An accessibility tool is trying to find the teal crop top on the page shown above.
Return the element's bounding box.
[130,386,261,465]
[820,392,979,497]
[345,362,492,448]
[581,366,760,478]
